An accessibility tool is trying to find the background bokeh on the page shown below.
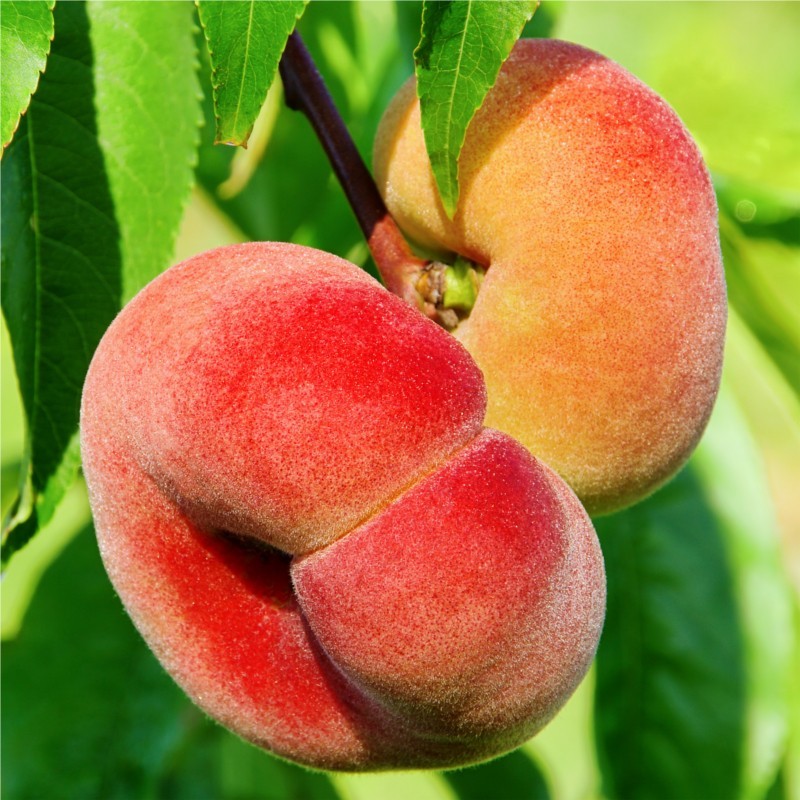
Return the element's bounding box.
[3,2,798,798]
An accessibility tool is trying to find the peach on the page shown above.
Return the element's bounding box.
[80,242,605,771]
[374,39,727,515]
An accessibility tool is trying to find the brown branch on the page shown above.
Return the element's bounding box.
[278,31,427,309]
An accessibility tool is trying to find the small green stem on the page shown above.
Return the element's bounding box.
[442,256,484,312]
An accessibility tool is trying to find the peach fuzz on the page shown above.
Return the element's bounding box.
[373,39,727,515]
[80,242,605,771]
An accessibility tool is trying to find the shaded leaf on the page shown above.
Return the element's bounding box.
[1,527,197,799]
[415,0,536,216]
[1,1,201,561]
[594,383,795,800]
[1,2,122,562]
[0,0,54,151]
[443,748,550,800]
[593,466,746,800]
[197,0,308,147]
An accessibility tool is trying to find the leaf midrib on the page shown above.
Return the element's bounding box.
[229,0,256,142]
[440,0,473,195]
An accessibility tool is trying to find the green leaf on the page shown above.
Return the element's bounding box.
[1,526,343,799]
[87,2,202,302]
[593,383,795,800]
[1,1,201,562]
[414,0,536,217]
[1,3,122,563]
[2,527,195,798]
[0,0,55,151]
[692,384,795,800]
[197,0,308,147]
[442,748,550,800]
[194,1,412,277]
[313,1,404,120]
[593,466,746,800]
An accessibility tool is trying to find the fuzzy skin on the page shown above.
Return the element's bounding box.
[373,39,727,515]
[81,242,605,771]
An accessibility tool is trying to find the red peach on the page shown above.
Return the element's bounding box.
[80,242,605,770]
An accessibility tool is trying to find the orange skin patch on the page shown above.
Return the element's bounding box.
[374,39,727,514]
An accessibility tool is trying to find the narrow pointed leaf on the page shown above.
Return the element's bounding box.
[197,0,308,147]
[1,1,201,562]
[88,2,202,303]
[415,0,536,217]
[0,0,55,151]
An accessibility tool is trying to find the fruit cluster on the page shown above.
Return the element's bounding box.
[80,40,725,771]
[81,243,605,769]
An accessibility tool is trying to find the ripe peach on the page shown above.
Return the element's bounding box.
[373,39,727,515]
[80,242,605,771]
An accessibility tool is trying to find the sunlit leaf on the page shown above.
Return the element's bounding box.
[0,1,201,562]
[692,385,795,800]
[197,0,308,147]
[722,309,800,601]
[0,0,54,151]
[194,1,414,277]
[415,0,536,216]
[720,210,800,398]
[88,2,201,302]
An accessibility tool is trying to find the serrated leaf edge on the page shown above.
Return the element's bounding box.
[1,0,57,155]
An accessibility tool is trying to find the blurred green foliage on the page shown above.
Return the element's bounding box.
[2,2,799,799]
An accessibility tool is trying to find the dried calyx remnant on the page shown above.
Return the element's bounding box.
[414,256,485,330]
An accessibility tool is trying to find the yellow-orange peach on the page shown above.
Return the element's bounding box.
[80,242,605,771]
[374,39,727,514]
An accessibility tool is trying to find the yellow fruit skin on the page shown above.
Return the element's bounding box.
[374,39,727,514]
